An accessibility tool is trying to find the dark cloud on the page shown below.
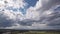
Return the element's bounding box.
[18,19,40,26]
[37,0,60,11]
[34,0,60,29]
[38,7,60,28]
[47,12,60,26]
[0,13,14,27]
[18,19,33,26]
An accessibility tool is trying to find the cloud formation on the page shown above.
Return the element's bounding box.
[0,0,60,29]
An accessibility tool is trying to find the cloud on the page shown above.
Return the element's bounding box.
[37,0,60,11]
[5,23,47,29]
[0,0,40,28]
[24,0,60,29]
[0,0,27,28]
[0,11,14,27]
[33,0,42,10]
[0,0,60,29]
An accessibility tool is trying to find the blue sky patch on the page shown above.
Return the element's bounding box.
[19,8,26,15]
[25,0,39,8]
[54,6,60,11]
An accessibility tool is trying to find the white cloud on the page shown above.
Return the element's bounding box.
[5,0,27,8]
[25,7,40,20]
[34,0,42,10]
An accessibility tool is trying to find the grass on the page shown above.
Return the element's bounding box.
[11,31,60,34]
[0,29,60,34]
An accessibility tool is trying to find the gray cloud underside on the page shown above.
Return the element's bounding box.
[37,0,60,11]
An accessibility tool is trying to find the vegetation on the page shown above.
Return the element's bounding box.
[0,29,60,34]
[9,31,60,34]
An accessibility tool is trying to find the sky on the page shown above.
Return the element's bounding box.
[0,0,60,30]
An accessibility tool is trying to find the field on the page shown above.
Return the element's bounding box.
[11,31,60,34]
[0,29,60,34]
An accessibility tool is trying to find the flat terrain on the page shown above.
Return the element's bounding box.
[0,29,60,34]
